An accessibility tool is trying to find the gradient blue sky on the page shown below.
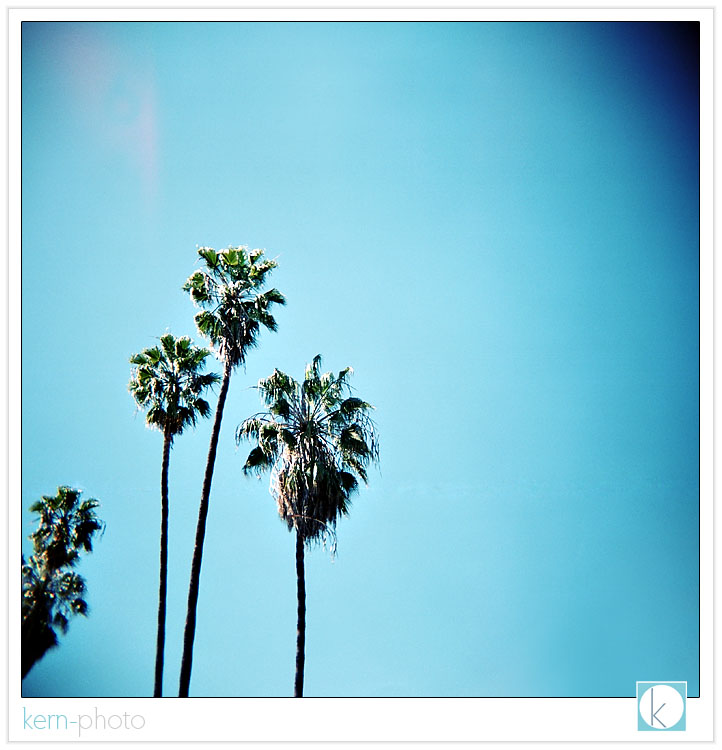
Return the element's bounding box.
[21,21,699,698]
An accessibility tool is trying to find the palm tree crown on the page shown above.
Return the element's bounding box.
[129,333,220,440]
[26,486,103,571]
[238,355,379,544]
[22,486,104,677]
[183,246,285,368]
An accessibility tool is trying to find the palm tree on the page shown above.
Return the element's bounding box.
[179,245,285,696]
[129,333,219,697]
[22,486,104,678]
[237,355,378,697]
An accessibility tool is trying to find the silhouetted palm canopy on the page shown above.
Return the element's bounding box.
[129,333,219,440]
[183,246,285,368]
[238,355,379,544]
[22,486,103,678]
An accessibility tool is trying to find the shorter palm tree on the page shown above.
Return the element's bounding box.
[22,486,104,678]
[129,333,219,697]
[237,355,379,697]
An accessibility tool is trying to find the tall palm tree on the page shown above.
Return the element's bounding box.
[22,486,104,678]
[129,333,219,697]
[237,355,378,697]
[179,245,285,696]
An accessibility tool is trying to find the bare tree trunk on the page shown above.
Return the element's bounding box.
[178,358,232,697]
[154,425,172,697]
[294,531,306,697]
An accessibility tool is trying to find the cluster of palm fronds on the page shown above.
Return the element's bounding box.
[129,334,220,440]
[183,247,285,367]
[21,486,104,678]
[238,355,379,546]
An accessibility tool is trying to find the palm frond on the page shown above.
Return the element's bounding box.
[243,446,275,476]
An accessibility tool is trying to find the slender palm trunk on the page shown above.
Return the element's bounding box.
[154,425,172,697]
[294,531,306,697]
[179,358,232,697]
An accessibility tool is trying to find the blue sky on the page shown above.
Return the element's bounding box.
[21,21,699,698]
